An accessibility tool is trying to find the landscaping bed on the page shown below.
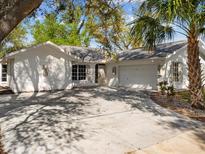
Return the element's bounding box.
[0,86,13,95]
[149,91,205,123]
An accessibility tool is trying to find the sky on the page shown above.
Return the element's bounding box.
[120,1,186,42]
[25,0,186,47]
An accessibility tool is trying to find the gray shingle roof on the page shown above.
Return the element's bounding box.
[118,41,187,61]
[0,40,188,63]
[60,45,105,62]
[61,41,187,62]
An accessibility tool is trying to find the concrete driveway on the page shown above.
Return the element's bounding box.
[0,87,204,154]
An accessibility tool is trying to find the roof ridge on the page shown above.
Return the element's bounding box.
[158,40,187,45]
[120,40,187,53]
[118,41,187,61]
[60,45,99,51]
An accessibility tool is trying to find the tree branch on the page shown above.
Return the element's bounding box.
[0,0,43,42]
[77,19,85,34]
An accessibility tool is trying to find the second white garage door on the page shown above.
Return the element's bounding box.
[119,65,158,89]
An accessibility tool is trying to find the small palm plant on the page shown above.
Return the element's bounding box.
[131,0,205,109]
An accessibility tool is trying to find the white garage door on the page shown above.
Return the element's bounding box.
[119,65,157,89]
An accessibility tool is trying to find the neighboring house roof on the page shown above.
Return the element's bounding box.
[60,45,106,62]
[118,41,187,61]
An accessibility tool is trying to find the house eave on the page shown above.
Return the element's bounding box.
[0,41,80,62]
[108,58,165,64]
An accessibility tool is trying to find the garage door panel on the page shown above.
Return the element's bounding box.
[119,65,157,89]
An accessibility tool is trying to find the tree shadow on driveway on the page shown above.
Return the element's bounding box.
[85,87,205,147]
[0,90,92,154]
[0,87,205,154]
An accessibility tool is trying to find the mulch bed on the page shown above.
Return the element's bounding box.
[149,92,205,123]
[0,86,13,95]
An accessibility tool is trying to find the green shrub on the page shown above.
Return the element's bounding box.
[167,85,175,96]
[158,81,175,97]
[159,81,168,95]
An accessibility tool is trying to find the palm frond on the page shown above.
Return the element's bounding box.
[131,15,174,51]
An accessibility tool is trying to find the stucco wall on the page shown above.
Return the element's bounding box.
[3,42,205,92]
[199,56,205,86]
[119,64,158,89]
[105,63,119,87]
[159,47,188,89]
[72,63,97,87]
[9,45,74,92]
[106,60,160,89]
[159,46,205,89]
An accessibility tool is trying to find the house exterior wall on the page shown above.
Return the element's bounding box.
[8,47,98,92]
[118,64,158,89]
[159,47,188,89]
[2,41,205,92]
[71,62,97,87]
[199,56,205,85]
[9,45,74,92]
[106,60,160,89]
[105,62,119,87]
[159,46,205,89]
[106,47,205,90]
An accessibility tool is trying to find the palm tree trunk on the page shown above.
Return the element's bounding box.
[187,37,205,109]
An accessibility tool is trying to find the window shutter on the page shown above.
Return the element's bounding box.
[178,63,183,82]
[170,62,174,81]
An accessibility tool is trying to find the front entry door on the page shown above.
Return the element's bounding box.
[96,64,106,86]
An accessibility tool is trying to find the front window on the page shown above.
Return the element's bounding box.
[2,64,7,82]
[72,65,86,81]
[171,62,182,82]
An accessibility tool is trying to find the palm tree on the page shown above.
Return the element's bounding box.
[131,0,205,109]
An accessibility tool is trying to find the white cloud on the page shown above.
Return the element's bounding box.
[123,14,135,23]
[35,15,45,22]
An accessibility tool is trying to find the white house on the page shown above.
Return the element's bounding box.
[1,40,205,93]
